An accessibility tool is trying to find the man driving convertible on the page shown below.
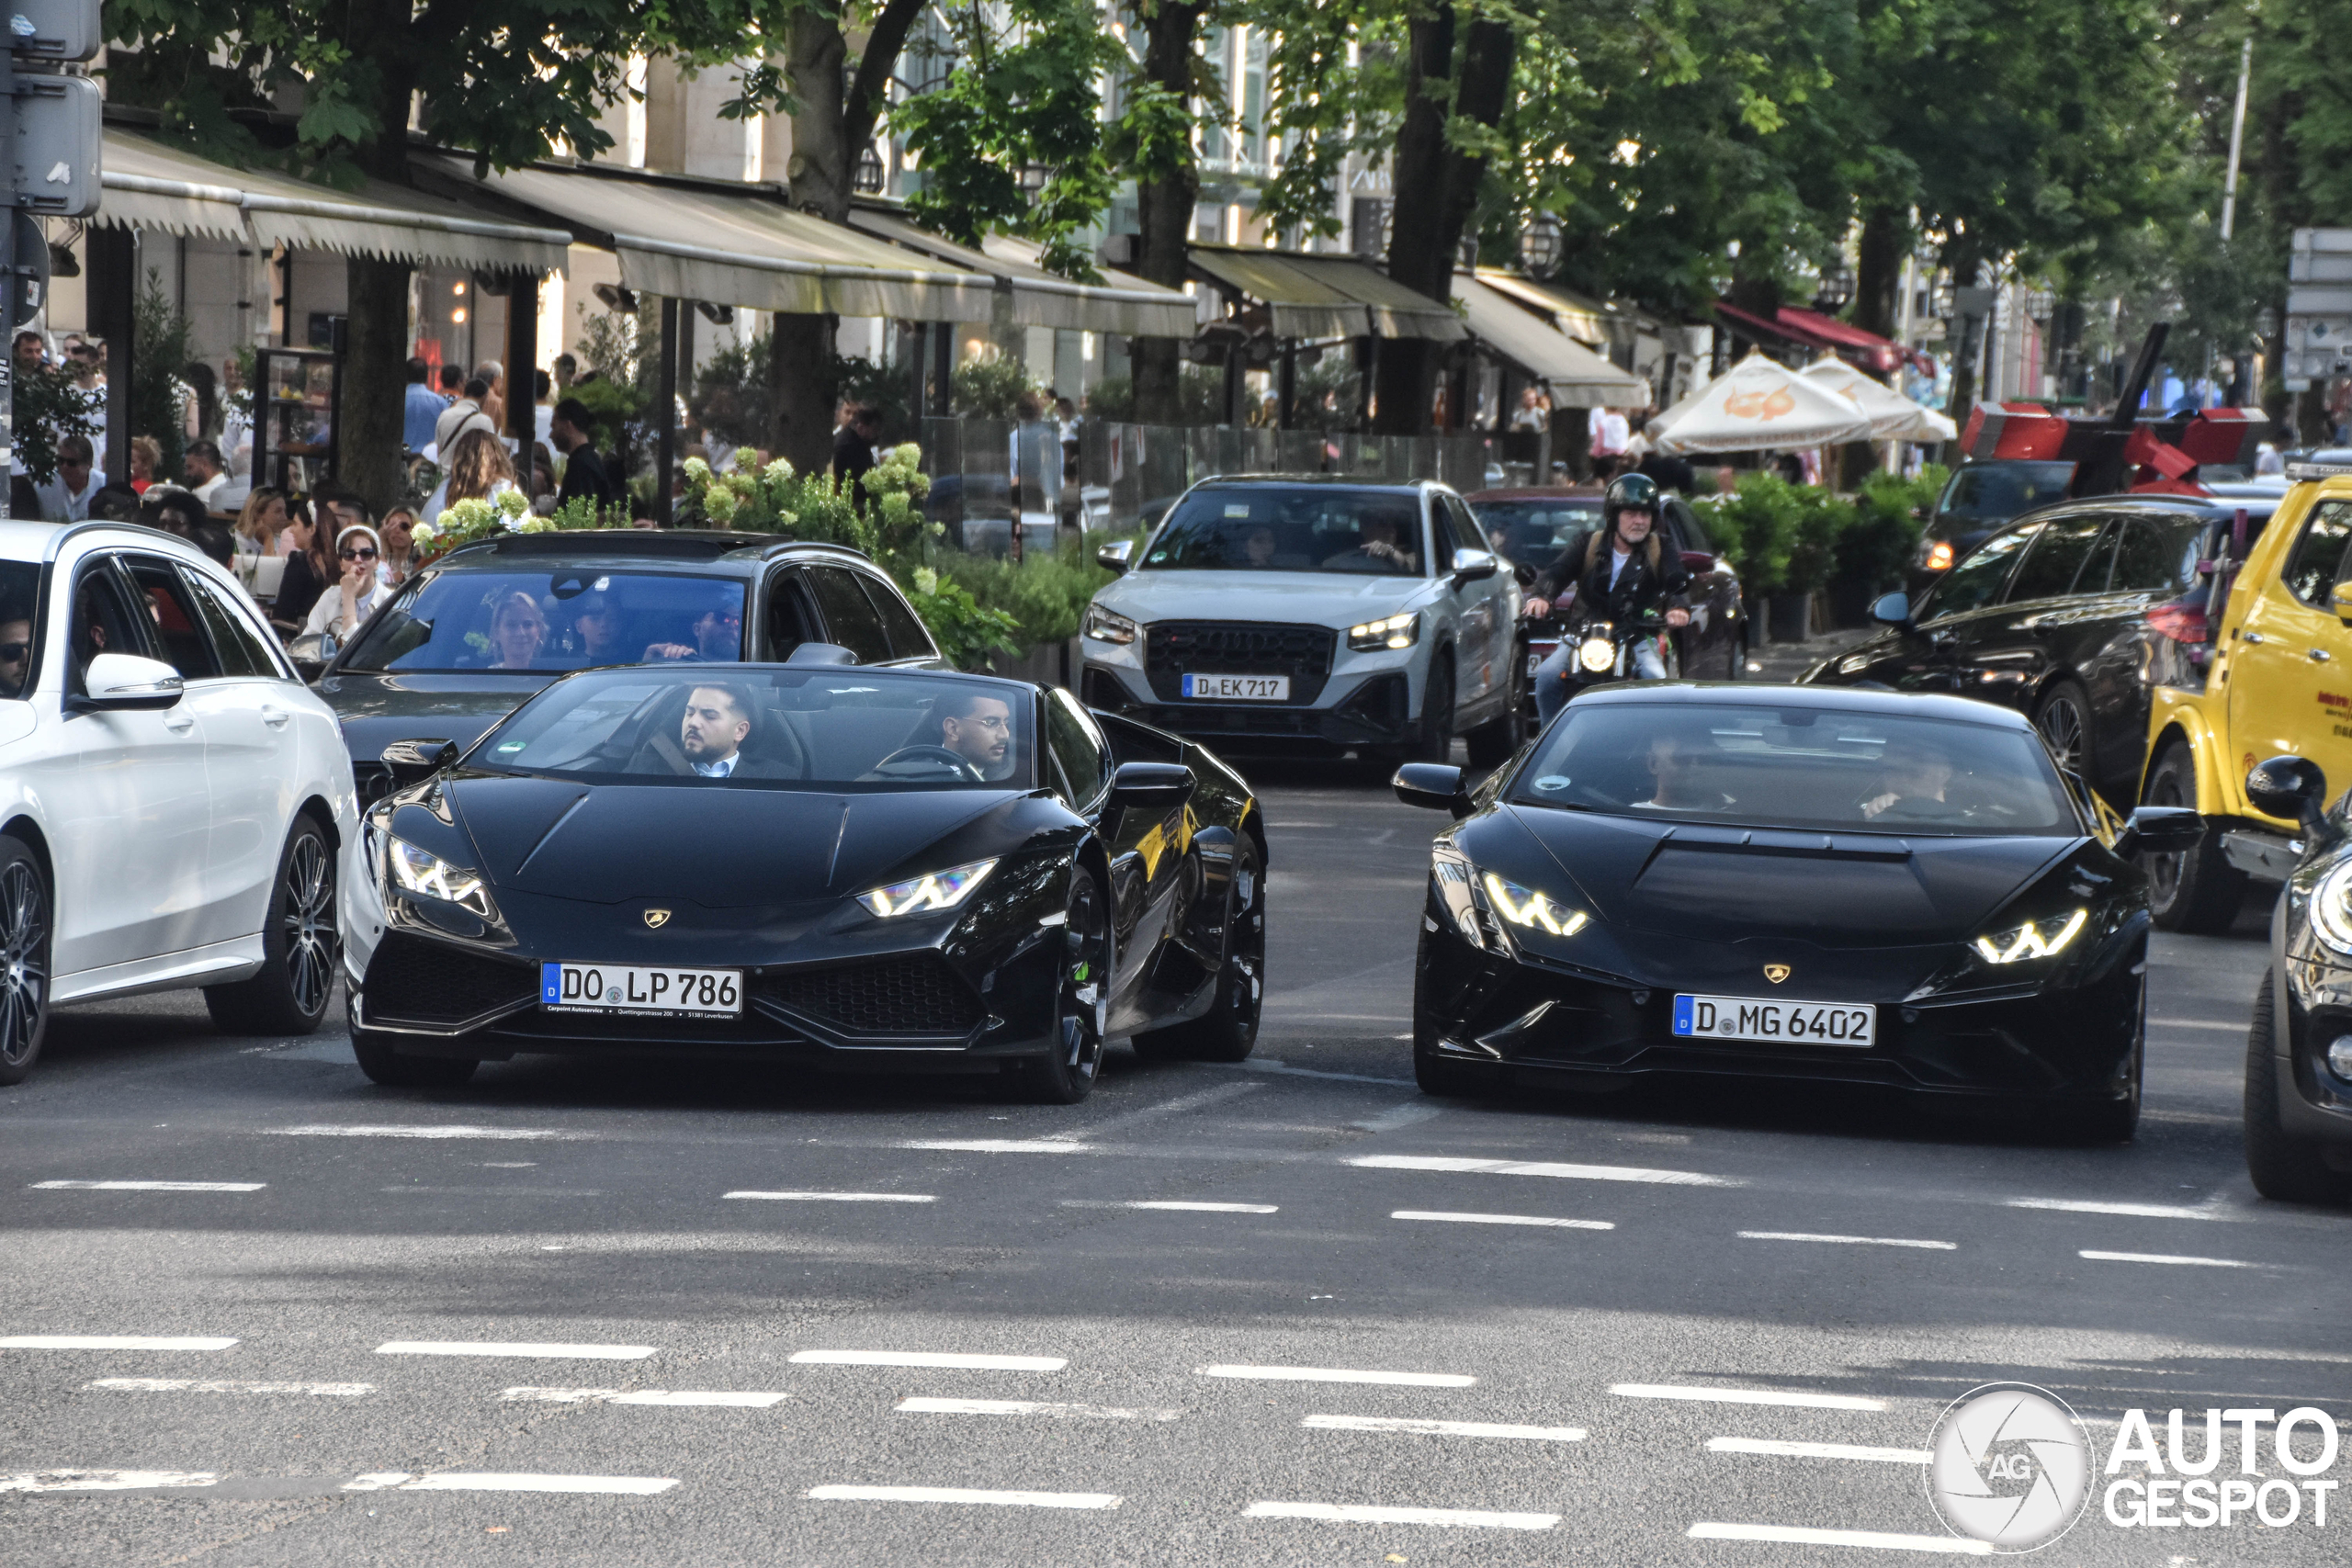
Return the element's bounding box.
[1523,472,1692,726]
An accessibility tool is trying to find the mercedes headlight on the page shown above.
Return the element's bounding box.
[1347,612,1419,651]
[386,837,497,920]
[1972,908,2088,964]
[2312,863,2352,954]
[858,858,999,918]
[1481,872,1589,936]
[1083,604,1138,645]
[1577,632,1616,673]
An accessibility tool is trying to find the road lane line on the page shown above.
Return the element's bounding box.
[1708,1437,1931,1463]
[1200,1364,1475,1388]
[1059,1200,1279,1213]
[1303,1415,1585,1441]
[1612,1384,1886,1411]
[1689,1522,1990,1553]
[808,1484,1120,1509]
[2009,1197,2221,1220]
[268,1124,585,1140]
[1739,1231,1956,1250]
[1393,1210,1614,1230]
[1349,1154,1737,1187]
[896,1397,1181,1421]
[789,1350,1067,1371]
[401,1472,679,1495]
[1244,1501,1557,1530]
[723,1191,936,1203]
[0,1470,218,1493]
[2078,1249,2256,1268]
[375,1341,656,1359]
[32,1180,266,1192]
[899,1139,1097,1155]
[0,1336,237,1351]
[85,1378,371,1396]
[499,1387,786,1407]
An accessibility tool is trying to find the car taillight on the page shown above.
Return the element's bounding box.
[2146,602,2208,645]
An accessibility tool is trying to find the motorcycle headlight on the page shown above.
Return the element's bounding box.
[857,858,999,918]
[1972,908,2088,964]
[1481,872,1589,936]
[386,837,497,921]
[2311,862,2352,954]
[1347,612,1419,651]
[1083,604,1139,645]
[1577,634,1616,673]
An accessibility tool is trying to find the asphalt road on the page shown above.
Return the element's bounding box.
[5,731,2347,1566]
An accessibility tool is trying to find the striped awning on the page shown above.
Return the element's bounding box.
[1188,245,1466,341]
[845,211,1197,336]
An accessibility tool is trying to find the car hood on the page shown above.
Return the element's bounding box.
[1479,804,2075,946]
[1095,570,1434,626]
[441,774,1024,908]
[320,671,558,761]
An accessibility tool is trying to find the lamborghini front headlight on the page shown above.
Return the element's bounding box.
[386,837,498,921]
[1971,908,2087,964]
[857,858,999,918]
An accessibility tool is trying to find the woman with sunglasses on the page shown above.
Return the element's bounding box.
[300,524,392,639]
[377,506,420,588]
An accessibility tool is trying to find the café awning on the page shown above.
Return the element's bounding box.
[1473,271,1649,351]
[1452,271,1646,407]
[421,158,995,321]
[96,130,571,273]
[844,211,1197,336]
[1188,244,1467,341]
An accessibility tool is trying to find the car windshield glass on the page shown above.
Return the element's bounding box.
[1510,702,2078,837]
[1467,499,1607,564]
[1938,462,2075,527]
[1141,488,1426,575]
[0,559,38,700]
[341,568,746,673]
[470,667,1035,790]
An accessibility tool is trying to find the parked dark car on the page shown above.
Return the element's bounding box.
[1465,487,1746,705]
[311,531,944,806]
[1918,460,2078,573]
[1804,494,2278,804]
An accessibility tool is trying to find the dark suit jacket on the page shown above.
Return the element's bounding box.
[557,445,621,513]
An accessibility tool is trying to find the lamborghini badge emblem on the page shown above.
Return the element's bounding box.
[643,908,672,929]
[1763,964,1791,984]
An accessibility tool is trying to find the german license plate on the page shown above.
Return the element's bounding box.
[542,963,742,1017]
[1672,994,1874,1048]
[1182,673,1289,701]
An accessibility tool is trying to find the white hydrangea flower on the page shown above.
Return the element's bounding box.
[913,567,939,595]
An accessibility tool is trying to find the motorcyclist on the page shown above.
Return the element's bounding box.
[1523,472,1691,726]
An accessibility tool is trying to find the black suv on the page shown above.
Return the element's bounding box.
[314,531,942,803]
[1803,493,2279,805]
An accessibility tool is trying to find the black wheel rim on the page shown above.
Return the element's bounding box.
[2145,765,2188,902]
[0,859,47,1067]
[1061,875,1108,1080]
[2038,697,2086,775]
[282,834,336,1017]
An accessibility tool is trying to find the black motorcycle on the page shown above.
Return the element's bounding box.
[1546,614,1679,705]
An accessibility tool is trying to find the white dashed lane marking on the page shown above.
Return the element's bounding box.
[723,1191,936,1203]
[1349,1154,1738,1186]
[899,1139,1098,1155]
[1,1471,218,1493]
[1708,1437,1932,1463]
[808,1484,1121,1510]
[374,1341,656,1360]
[1303,1415,1586,1441]
[0,1336,237,1351]
[1244,1501,1559,1530]
[1689,1522,1991,1553]
[85,1379,372,1396]
[32,1180,266,1192]
[364,1472,680,1495]
[267,1124,586,1141]
[1612,1383,1886,1411]
[895,1397,1181,1421]
[1200,1364,1475,1388]
[499,1387,786,1407]
[789,1350,1068,1371]
[2009,1197,2222,1220]
[1739,1231,1957,1250]
[1060,1200,1279,1213]
[2078,1249,2256,1268]
[1392,1210,1614,1230]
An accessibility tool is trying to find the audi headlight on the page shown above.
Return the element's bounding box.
[386,837,497,920]
[1481,872,1589,936]
[1972,908,2088,964]
[2312,862,2352,954]
[1577,633,1615,673]
[857,858,999,918]
[1083,604,1138,645]
[1347,612,1419,651]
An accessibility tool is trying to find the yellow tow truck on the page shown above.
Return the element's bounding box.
[2142,453,2352,931]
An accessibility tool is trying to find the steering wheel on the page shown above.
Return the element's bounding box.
[866,744,983,782]
[1883,795,1968,820]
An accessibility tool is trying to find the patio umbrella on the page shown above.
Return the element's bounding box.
[1645,352,1874,454]
[1799,359,1958,443]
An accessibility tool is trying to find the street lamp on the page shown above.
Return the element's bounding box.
[1517,214,1561,276]
[854,144,887,196]
[2025,287,2055,323]
[1813,258,1854,313]
[1019,164,1050,196]
[1929,279,1954,320]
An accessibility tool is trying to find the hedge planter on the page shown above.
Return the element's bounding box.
[1766,592,1814,644]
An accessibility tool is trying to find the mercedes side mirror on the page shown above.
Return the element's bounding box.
[1394,762,1472,818]
[2246,754,2334,842]
[381,737,460,786]
[1451,547,1501,583]
[74,652,185,712]
[1097,539,1135,576]
[1106,761,1193,814]
[1869,591,1915,632]
[2115,805,2204,858]
[285,631,331,682]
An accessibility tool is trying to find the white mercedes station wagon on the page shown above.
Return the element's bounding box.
[0,521,356,1084]
[1078,477,1524,767]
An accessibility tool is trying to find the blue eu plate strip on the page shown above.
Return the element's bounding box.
[1671,995,1694,1036]
[540,963,562,1004]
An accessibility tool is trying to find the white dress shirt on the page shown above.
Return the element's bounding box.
[692,754,739,778]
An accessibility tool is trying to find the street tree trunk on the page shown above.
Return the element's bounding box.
[1853,207,1903,342]
[334,0,419,513]
[1133,0,1205,426]
[1374,6,1512,435]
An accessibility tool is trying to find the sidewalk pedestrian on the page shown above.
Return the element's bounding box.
[236,489,288,557]
[273,502,331,629]
[183,440,230,511]
[402,356,447,452]
[550,398,620,513]
[301,524,391,639]
[434,378,496,456]
[377,507,420,587]
[431,428,519,522]
[34,436,98,522]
